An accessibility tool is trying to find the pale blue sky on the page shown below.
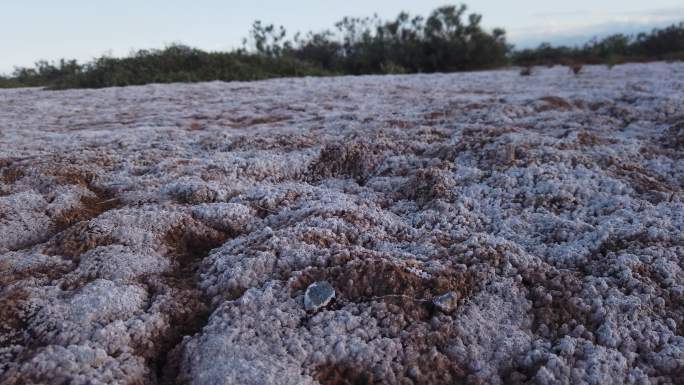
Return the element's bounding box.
[2,1,684,74]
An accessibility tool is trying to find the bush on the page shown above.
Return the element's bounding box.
[254,5,510,74]
[512,23,684,67]
[1,7,681,90]
[0,76,23,88]
[1,4,511,89]
[569,63,583,75]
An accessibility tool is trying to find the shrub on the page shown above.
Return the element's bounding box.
[569,63,583,75]
[512,23,684,67]
[1,9,682,89]
[0,76,23,88]
[0,4,512,89]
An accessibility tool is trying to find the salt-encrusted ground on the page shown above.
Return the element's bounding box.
[1,63,683,385]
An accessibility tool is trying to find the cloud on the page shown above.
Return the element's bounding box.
[532,10,591,18]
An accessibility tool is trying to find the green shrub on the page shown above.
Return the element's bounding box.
[1,4,511,89]
[569,63,583,75]
[512,23,684,67]
[519,66,532,76]
[1,8,681,90]
[0,76,24,88]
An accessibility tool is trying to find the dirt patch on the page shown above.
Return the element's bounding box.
[15,162,123,256]
[592,232,653,258]
[314,362,379,385]
[188,121,205,131]
[398,323,468,385]
[0,289,29,348]
[142,275,211,385]
[537,96,574,111]
[520,266,592,340]
[434,126,519,164]
[151,221,232,384]
[314,337,466,385]
[219,133,316,152]
[424,110,447,124]
[229,115,291,128]
[1,166,24,184]
[45,221,115,259]
[0,262,71,288]
[310,272,470,385]
[305,142,382,185]
[609,162,678,203]
[576,131,614,147]
[386,119,413,129]
[405,167,453,206]
[163,221,230,265]
[663,120,684,149]
[298,228,352,248]
[52,194,121,233]
[292,258,476,321]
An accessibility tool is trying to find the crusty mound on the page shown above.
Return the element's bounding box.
[1,63,683,384]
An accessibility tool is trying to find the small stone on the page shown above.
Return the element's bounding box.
[407,365,421,379]
[432,291,459,313]
[304,281,335,311]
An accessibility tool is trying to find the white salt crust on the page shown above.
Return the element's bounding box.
[1,63,683,384]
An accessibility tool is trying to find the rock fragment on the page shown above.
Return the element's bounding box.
[304,281,335,311]
[432,291,459,313]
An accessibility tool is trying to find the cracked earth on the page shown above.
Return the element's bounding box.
[1,63,683,384]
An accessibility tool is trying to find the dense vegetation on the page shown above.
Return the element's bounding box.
[1,4,682,89]
[514,23,684,66]
[3,51,327,89]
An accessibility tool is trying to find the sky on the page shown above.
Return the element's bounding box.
[1,0,684,74]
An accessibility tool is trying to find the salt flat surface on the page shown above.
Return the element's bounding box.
[1,63,683,384]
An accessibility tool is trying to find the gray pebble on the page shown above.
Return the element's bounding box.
[432,291,459,313]
[304,281,335,311]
